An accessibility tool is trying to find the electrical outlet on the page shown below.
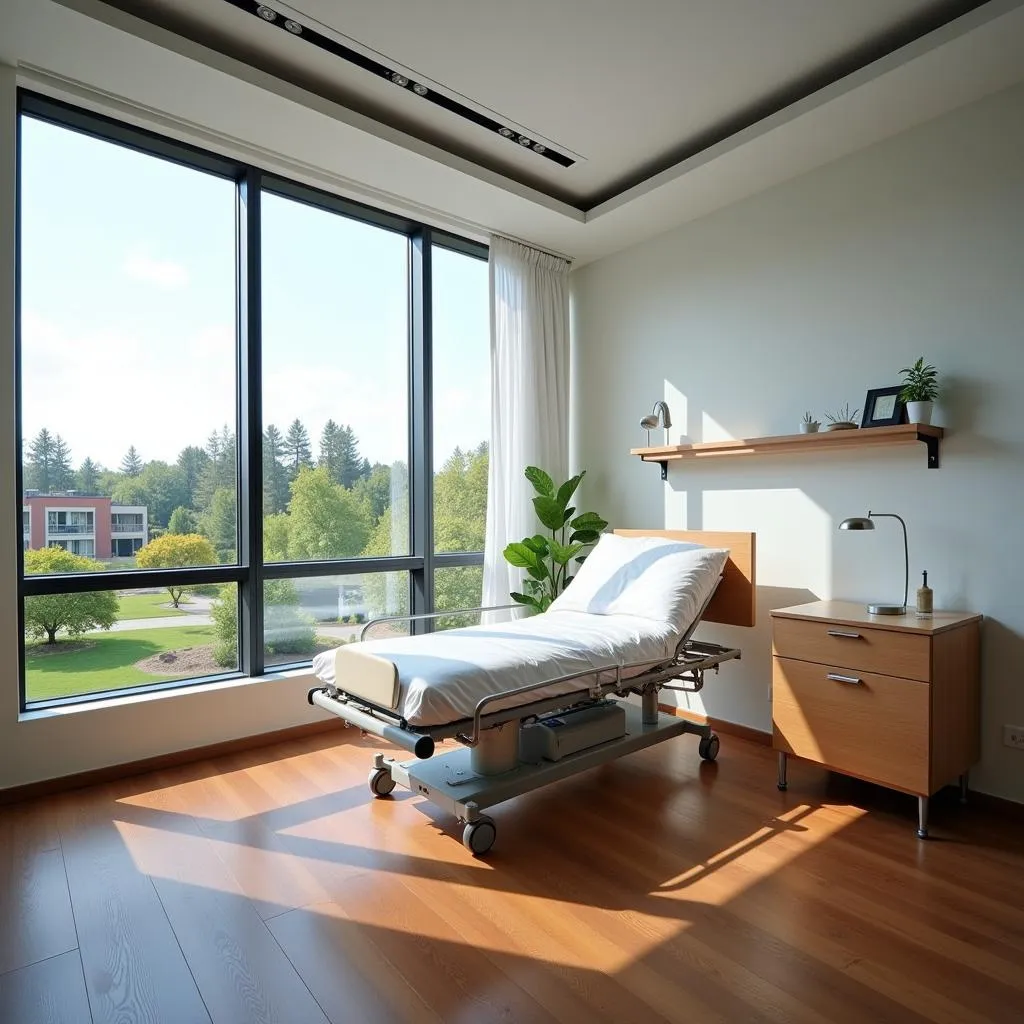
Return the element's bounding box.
[1004,725,1024,750]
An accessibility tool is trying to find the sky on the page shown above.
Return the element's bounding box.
[19,116,489,477]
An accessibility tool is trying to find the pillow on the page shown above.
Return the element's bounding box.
[549,533,728,632]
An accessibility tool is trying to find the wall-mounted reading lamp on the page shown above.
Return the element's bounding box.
[640,401,672,445]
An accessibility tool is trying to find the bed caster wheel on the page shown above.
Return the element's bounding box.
[462,816,496,856]
[368,767,396,798]
[698,733,720,762]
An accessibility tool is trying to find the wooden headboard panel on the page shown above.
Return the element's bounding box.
[613,530,756,627]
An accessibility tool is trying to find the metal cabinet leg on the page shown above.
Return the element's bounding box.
[959,772,969,805]
[917,796,929,839]
[777,751,788,791]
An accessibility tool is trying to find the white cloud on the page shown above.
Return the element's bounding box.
[122,250,189,290]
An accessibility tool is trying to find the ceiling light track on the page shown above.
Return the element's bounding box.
[225,0,573,167]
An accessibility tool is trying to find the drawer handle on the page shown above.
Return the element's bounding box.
[827,630,862,639]
[827,673,863,685]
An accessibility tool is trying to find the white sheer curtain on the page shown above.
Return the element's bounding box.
[483,235,571,608]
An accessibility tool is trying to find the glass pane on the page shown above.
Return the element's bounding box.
[19,117,238,573]
[261,192,410,562]
[24,584,237,703]
[433,565,484,630]
[431,246,489,554]
[262,572,410,668]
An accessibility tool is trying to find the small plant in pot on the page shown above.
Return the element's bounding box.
[800,411,820,434]
[899,357,939,425]
[824,403,860,431]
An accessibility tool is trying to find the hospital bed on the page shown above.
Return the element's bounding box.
[308,529,756,855]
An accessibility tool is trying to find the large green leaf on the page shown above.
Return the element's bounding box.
[510,592,544,612]
[555,472,584,510]
[523,535,550,556]
[549,540,584,565]
[526,563,550,581]
[524,466,555,497]
[533,495,565,531]
[569,528,601,545]
[503,542,541,570]
[570,512,608,532]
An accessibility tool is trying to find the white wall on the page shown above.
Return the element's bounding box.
[571,82,1024,803]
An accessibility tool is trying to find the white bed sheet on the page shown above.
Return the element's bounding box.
[311,610,680,727]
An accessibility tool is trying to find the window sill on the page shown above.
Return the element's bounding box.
[18,665,319,723]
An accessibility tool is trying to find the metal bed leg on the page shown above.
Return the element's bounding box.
[776,751,788,791]
[641,688,660,726]
[917,796,929,839]
[959,772,969,804]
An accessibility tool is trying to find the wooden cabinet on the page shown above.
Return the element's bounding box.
[770,601,981,838]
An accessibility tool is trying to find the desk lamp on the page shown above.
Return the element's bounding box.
[838,511,909,615]
[640,401,672,445]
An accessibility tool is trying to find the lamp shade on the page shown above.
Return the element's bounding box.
[839,517,874,531]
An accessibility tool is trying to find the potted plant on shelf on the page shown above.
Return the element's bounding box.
[824,403,860,431]
[899,357,939,425]
[800,411,820,434]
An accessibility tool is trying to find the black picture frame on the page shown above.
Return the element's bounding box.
[862,386,906,428]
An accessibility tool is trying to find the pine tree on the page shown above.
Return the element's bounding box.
[176,446,210,507]
[25,428,55,492]
[283,419,313,477]
[263,424,290,515]
[76,457,99,494]
[318,420,344,486]
[52,435,74,491]
[121,446,143,477]
[338,425,363,489]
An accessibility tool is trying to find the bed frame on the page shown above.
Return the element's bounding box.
[308,529,756,855]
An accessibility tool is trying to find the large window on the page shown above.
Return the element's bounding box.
[16,93,489,708]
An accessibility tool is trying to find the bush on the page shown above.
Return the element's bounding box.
[210,578,317,665]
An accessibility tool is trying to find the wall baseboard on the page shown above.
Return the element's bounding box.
[0,719,345,806]
[659,702,772,746]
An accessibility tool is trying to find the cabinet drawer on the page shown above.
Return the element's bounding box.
[772,615,930,681]
[772,657,929,793]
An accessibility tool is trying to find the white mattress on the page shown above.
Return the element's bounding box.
[311,610,680,727]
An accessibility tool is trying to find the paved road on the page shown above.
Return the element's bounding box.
[98,613,360,643]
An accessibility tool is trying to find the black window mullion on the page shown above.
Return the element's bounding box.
[238,167,264,676]
[409,228,434,631]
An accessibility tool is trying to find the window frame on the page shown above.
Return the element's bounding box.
[15,90,488,708]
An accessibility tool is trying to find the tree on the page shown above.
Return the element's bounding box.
[135,533,217,607]
[263,424,289,515]
[167,506,197,534]
[318,420,344,486]
[263,512,291,562]
[121,446,143,477]
[353,464,392,525]
[25,428,55,492]
[98,470,122,498]
[283,419,313,477]
[200,487,236,562]
[287,467,369,560]
[433,444,488,553]
[176,446,210,508]
[52,435,74,492]
[195,427,235,511]
[110,478,148,508]
[136,462,189,529]
[76,457,100,494]
[211,579,315,667]
[23,548,119,643]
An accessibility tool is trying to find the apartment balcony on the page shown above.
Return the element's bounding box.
[47,524,95,535]
[111,523,146,535]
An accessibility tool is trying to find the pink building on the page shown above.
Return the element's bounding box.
[22,494,148,560]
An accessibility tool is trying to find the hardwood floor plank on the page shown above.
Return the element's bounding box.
[0,802,78,975]
[0,950,92,1024]
[55,788,211,1024]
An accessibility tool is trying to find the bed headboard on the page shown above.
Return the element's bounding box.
[613,530,756,627]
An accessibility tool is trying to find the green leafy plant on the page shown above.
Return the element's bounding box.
[801,411,818,425]
[503,467,608,613]
[899,357,939,403]
[825,403,860,425]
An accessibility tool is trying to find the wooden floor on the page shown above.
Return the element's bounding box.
[1,729,1022,1024]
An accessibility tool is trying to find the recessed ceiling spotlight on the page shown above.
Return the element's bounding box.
[533,142,546,154]
[391,72,409,87]
[256,5,277,22]
[284,19,302,34]
[518,136,532,147]
[498,127,514,138]
[412,83,428,96]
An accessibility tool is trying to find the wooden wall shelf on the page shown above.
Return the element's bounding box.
[632,423,943,479]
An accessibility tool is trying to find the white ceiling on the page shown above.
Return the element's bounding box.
[102,0,995,207]
[6,0,1024,266]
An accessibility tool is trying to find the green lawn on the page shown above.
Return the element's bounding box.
[115,592,188,620]
[25,624,220,701]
